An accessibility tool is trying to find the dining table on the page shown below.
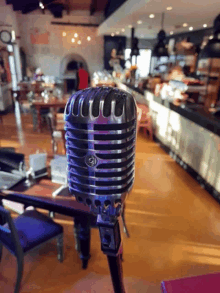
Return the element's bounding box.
[0,176,96,269]
[32,97,68,132]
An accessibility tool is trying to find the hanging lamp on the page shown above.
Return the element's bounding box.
[200,14,220,59]
[152,12,169,57]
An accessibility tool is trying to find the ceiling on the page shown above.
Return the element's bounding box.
[5,0,108,16]
[63,0,107,11]
[98,0,220,38]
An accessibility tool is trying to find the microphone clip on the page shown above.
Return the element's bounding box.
[97,214,122,257]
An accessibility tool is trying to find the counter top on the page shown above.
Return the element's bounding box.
[151,95,220,136]
[118,82,220,136]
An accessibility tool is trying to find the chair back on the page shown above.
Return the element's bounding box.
[46,113,56,137]
[137,104,149,122]
[0,206,23,257]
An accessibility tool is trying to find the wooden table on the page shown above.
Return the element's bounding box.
[0,177,96,269]
[32,97,68,132]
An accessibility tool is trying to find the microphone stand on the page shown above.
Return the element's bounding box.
[97,211,126,293]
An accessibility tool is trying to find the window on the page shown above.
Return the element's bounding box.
[125,49,151,77]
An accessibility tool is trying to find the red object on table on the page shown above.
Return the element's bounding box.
[161,273,220,292]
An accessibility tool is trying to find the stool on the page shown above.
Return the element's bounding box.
[137,104,153,140]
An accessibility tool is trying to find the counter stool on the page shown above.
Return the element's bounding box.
[137,104,153,140]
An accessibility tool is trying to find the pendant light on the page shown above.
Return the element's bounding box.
[200,14,220,59]
[131,37,140,57]
[152,12,169,57]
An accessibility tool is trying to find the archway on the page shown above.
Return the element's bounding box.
[60,54,89,93]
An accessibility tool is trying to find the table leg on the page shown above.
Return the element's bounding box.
[61,130,66,153]
[36,106,41,132]
[73,216,91,269]
[0,199,5,225]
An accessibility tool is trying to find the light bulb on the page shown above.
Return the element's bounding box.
[116,31,120,35]
[39,2,44,9]
[11,30,16,41]
[87,36,91,41]
[71,38,75,43]
[170,31,173,35]
[62,32,66,37]
[166,6,172,10]
[111,33,115,37]
[149,14,155,18]
[74,33,78,38]
[183,23,188,27]
[203,24,207,28]
[121,28,125,32]
[78,40,81,45]
[189,26,193,31]
[137,20,142,24]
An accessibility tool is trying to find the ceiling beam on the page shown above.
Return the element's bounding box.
[90,0,96,16]
[51,21,99,27]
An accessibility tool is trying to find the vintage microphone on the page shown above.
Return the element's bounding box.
[64,86,137,293]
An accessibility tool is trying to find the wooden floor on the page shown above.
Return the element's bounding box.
[1,104,220,292]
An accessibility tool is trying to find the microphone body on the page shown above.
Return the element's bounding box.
[64,87,136,216]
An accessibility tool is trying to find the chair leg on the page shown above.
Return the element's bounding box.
[0,242,3,262]
[14,255,23,293]
[73,218,81,253]
[57,234,64,263]
[121,203,130,238]
[52,139,57,154]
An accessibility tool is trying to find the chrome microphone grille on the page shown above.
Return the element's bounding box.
[64,87,137,215]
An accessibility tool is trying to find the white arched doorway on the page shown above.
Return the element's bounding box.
[60,54,89,93]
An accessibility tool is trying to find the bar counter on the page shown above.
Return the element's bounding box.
[116,81,220,202]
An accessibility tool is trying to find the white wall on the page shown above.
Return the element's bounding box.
[17,11,104,77]
[0,0,20,47]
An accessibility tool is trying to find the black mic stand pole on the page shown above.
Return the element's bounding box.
[97,209,126,293]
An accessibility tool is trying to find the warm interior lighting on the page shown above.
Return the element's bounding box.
[137,20,143,24]
[62,32,66,37]
[77,40,81,45]
[74,33,78,38]
[71,38,75,43]
[87,36,91,41]
[166,6,173,10]
[39,1,44,9]
[128,25,133,28]
[116,31,120,35]
[111,33,115,37]
[170,31,173,35]
[149,14,155,18]
[203,24,207,28]
[121,28,125,32]
[11,30,16,41]
[189,26,193,31]
[209,35,213,39]
[183,23,188,27]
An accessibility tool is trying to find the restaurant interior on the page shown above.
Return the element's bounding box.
[0,0,220,292]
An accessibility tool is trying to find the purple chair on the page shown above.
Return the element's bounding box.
[0,206,63,293]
